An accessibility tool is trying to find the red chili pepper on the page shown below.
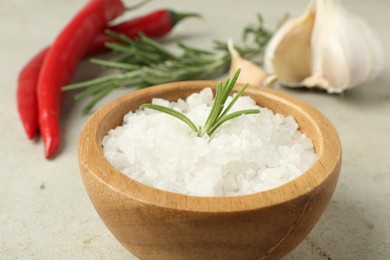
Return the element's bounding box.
[17,48,48,139]
[89,9,200,53]
[17,7,199,158]
[37,0,125,159]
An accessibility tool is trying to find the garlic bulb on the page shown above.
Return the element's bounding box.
[228,40,268,86]
[264,0,384,93]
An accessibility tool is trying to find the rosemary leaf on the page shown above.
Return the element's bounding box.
[74,83,111,100]
[104,29,134,45]
[220,69,241,105]
[218,82,249,120]
[139,34,178,60]
[83,83,117,114]
[177,41,215,55]
[62,74,120,90]
[140,104,198,133]
[106,42,162,64]
[208,109,260,136]
[202,81,224,135]
[90,58,141,70]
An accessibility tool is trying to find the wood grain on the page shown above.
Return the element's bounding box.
[78,82,342,259]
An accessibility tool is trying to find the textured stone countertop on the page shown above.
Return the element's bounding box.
[1,0,389,259]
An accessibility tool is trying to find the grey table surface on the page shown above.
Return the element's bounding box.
[1,0,389,259]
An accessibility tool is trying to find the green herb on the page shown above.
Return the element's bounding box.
[140,69,260,137]
[63,15,272,113]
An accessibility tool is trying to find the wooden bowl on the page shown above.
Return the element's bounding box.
[78,81,341,259]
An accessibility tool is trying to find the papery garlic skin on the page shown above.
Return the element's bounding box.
[228,40,268,86]
[264,0,384,93]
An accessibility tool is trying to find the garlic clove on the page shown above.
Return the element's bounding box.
[264,0,384,93]
[228,40,268,86]
[308,0,383,92]
[266,4,316,84]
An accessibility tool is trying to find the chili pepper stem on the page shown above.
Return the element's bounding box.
[168,10,201,25]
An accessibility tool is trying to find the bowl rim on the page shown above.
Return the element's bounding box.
[78,81,342,213]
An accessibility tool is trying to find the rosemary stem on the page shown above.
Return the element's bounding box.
[63,15,273,113]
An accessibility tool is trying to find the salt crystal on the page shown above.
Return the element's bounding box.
[102,88,317,196]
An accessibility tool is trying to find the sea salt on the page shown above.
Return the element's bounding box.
[102,88,317,196]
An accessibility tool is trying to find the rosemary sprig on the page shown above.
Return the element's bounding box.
[62,16,272,113]
[140,69,260,137]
